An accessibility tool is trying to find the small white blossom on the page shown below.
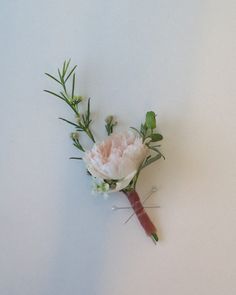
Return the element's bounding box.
[92,178,110,197]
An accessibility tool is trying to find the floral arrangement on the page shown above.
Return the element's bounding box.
[44,60,164,244]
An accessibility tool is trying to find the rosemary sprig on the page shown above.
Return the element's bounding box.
[44,60,96,154]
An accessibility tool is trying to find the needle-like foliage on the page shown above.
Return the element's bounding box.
[44,60,95,153]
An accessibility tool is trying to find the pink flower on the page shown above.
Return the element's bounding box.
[83,131,148,191]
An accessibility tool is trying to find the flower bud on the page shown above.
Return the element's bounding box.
[145,111,156,129]
[73,96,83,104]
[105,115,113,124]
[70,132,79,140]
[105,115,117,125]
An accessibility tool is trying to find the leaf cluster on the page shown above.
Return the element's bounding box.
[128,110,164,190]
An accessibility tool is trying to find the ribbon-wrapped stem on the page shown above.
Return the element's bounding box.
[123,190,158,243]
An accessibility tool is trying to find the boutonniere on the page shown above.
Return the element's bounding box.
[45,60,164,244]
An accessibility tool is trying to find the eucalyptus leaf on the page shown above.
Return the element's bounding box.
[150,133,163,142]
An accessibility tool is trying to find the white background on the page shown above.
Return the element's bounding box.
[1,1,236,294]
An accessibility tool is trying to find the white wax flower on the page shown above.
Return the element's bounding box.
[83,131,148,192]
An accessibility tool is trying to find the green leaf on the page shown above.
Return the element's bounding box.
[150,133,163,142]
[140,123,147,136]
[59,117,83,130]
[65,65,77,82]
[45,73,62,84]
[64,59,71,74]
[69,157,82,160]
[62,60,66,77]
[149,145,165,160]
[142,154,162,169]
[81,114,86,126]
[58,68,62,82]
[73,142,85,152]
[145,111,156,129]
[72,73,75,98]
[87,98,91,118]
[59,92,68,100]
[44,90,65,101]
